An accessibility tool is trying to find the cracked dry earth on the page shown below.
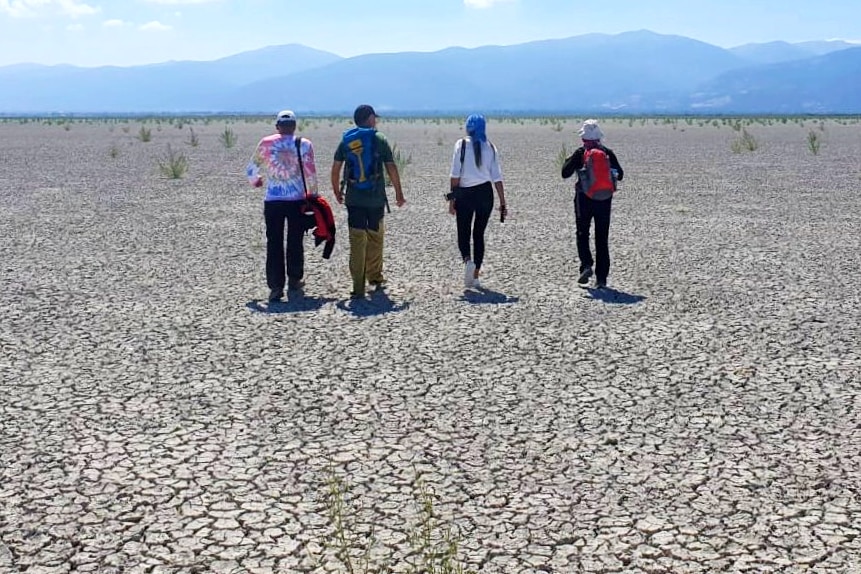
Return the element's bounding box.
[1,118,860,574]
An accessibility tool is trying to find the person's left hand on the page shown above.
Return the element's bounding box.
[395,193,406,208]
[253,177,263,188]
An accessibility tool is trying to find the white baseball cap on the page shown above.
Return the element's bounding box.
[276,110,297,123]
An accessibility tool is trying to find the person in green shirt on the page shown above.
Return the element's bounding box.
[331,104,406,298]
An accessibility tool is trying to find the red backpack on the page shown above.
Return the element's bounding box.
[578,147,617,199]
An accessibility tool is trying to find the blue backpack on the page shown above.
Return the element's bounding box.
[341,127,380,191]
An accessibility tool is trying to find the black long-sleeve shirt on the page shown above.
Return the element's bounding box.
[561,145,624,181]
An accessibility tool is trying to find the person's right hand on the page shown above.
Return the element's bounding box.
[448,201,456,216]
[333,190,344,204]
[253,177,263,188]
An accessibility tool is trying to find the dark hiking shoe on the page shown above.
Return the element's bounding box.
[350,291,365,300]
[288,278,305,291]
[369,278,387,290]
[577,267,593,285]
[595,280,607,289]
[268,289,284,302]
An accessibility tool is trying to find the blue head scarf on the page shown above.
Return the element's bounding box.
[465,114,487,143]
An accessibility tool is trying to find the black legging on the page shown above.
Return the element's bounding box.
[455,182,494,269]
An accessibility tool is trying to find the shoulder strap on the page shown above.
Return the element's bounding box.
[458,138,466,178]
[295,136,308,197]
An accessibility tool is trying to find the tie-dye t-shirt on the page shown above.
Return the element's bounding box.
[246,134,318,202]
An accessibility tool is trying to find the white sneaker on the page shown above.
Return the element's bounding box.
[472,278,482,289]
[464,260,476,288]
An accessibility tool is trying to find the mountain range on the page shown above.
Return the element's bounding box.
[1,31,859,115]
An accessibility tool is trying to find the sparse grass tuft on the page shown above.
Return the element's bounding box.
[109,144,120,159]
[186,127,199,147]
[137,126,152,142]
[158,144,188,179]
[555,143,570,172]
[406,477,475,574]
[386,143,412,187]
[807,129,822,155]
[219,126,237,148]
[731,129,759,153]
[312,468,475,574]
[311,468,383,574]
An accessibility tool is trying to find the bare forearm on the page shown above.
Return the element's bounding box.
[386,163,403,197]
[330,162,341,194]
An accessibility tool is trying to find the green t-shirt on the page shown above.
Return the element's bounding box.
[334,131,394,208]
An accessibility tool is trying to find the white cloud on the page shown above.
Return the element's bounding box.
[139,19,171,31]
[102,18,125,26]
[57,0,97,17]
[66,22,82,30]
[0,0,99,18]
[464,0,514,8]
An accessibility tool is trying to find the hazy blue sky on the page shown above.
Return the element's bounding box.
[1,0,859,67]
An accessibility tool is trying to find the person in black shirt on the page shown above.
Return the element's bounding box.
[561,119,624,289]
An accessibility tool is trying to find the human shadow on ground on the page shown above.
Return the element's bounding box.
[459,287,520,305]
[335,288,411,318]
[584,286,646,305]
[245,291,337,314]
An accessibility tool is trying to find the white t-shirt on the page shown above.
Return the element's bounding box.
[449,137,503,188]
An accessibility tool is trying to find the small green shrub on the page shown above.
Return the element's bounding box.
[219,126,237,148]
[807,129,822,155]
[731,129,759,153]
[137,126,152,142]
[158,144,188,179]
[109,144,119,159]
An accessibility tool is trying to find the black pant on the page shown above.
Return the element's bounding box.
[575,193,612,282]
[346,205,385,231]
[264,200,306,290]
[455,182,494,269]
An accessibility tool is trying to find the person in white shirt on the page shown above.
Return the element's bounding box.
[448,114,506,289]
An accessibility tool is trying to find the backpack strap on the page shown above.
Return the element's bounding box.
[457,138,467,179]
[295,136,308,198]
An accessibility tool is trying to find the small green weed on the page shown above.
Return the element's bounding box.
[807,129,822,155]
[730,129,759,153]
[555,143,571,172]
[158,144,188,179]
[219,126,237,148]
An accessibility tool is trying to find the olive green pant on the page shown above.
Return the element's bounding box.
[347,206,385,295]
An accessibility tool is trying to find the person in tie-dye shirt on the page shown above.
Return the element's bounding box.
[247,110,318,302]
